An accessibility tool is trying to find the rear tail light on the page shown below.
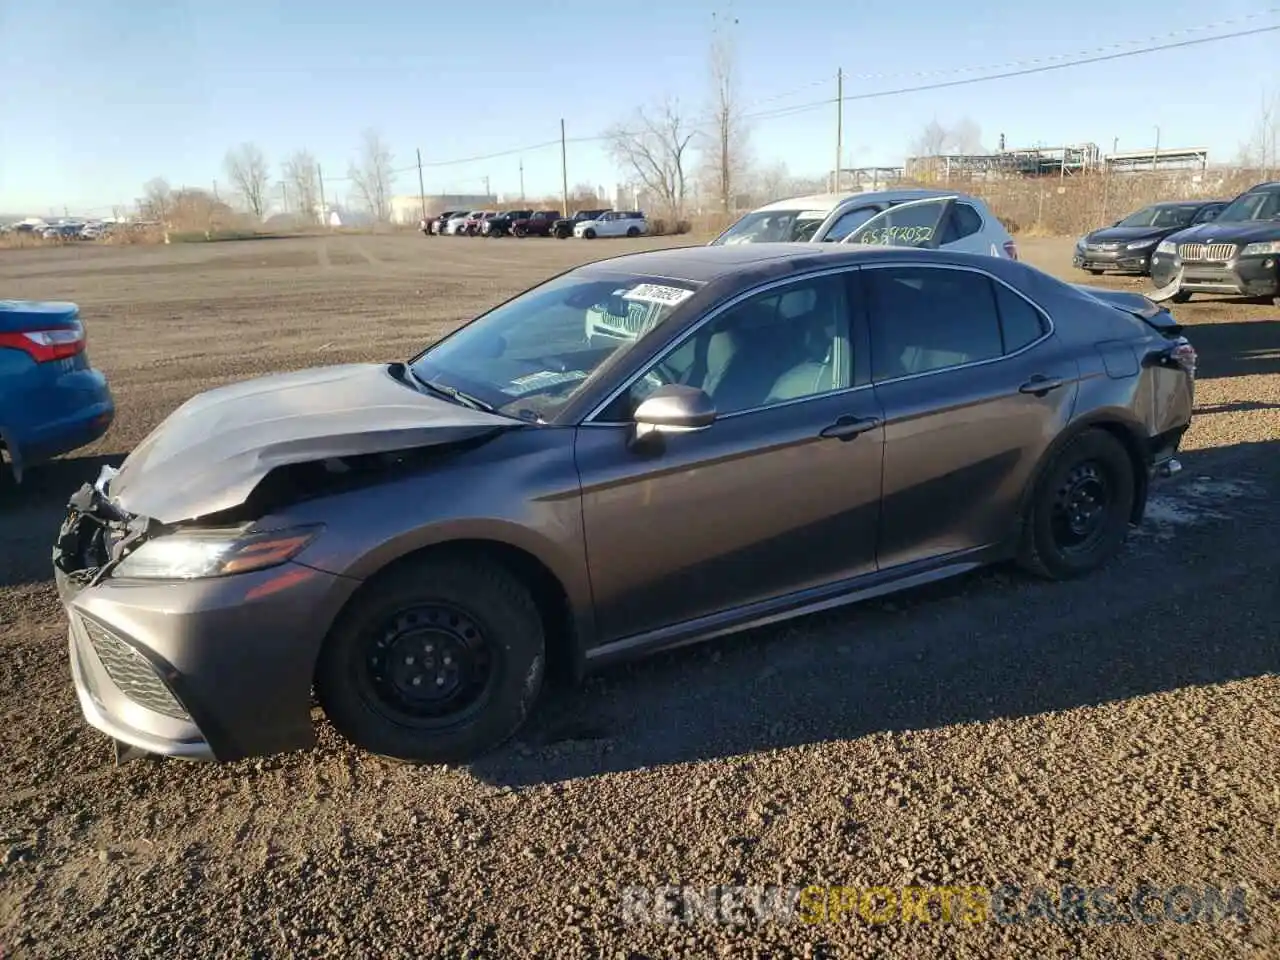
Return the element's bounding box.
[1171,339,1197,377]
[1002,240,1019,261]
[0,320,86,363]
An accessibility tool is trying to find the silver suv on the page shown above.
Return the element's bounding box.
[711,189,1019,260]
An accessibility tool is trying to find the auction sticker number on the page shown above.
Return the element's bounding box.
[623,283,695,307]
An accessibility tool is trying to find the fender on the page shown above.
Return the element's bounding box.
[1014,410,1152,535]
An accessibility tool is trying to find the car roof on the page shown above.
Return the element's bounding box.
[576,241,1018,284]
[753,188,965,215]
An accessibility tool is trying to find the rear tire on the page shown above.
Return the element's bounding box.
[315,556,545,764]
[513,226,527,238]
[1171,291,1192,303]
[584,228,596,239]
[626,227,640,238]
[1087,269,1104,276]
[1016,429,1136,581]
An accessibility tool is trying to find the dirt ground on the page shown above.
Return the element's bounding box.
[1,233,1278,959]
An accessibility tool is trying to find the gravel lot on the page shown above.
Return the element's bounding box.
[1,233,1277,958]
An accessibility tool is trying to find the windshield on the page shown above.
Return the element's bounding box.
[1214,189,1280,223]
[1116,205,1198,228]
[409,272,700,422]
[712,209,827,244]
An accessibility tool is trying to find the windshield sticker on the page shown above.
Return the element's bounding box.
[798,211,828,220]
[858,225,935,246]
[504,370,588,395]
[622,283,695,307]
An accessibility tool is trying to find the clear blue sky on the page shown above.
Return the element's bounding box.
[0,0,1276,215]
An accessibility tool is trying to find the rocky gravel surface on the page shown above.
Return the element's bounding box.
[1,234,1277,958]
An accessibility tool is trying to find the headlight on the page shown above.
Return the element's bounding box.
[1126,239,1156,250]
[113,525,322,580]
[1241,240,1280,256]
[1156,240,1177,255]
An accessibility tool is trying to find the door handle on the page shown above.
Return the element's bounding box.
[819,415,881,441]
[1019,376,1065,396]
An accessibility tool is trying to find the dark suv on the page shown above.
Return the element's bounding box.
[484,210,534,238]
[552,208,611,239]
[511,210,563,237]
[1149,181,1280,304]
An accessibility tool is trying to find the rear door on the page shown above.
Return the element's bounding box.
[862,262,1079,568]
[841,196,957,251]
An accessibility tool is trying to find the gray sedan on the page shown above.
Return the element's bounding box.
[53,243,1196,765]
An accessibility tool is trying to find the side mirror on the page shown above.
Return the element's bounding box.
[631,384,716,444]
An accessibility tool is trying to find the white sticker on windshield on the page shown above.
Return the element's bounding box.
[623,283,694,307]
[505,369,588,395]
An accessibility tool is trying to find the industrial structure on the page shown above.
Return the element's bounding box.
[905,141,1210,182]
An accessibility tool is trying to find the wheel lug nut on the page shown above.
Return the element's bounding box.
[412,676,422,686]
[435,677,446,686]
[405,656,415,665]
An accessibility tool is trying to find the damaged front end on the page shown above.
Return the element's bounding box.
[53,465,151,597]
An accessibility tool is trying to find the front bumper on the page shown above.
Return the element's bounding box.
[1073,247,1153,273]
[1150,253,1280,296]
[56,548,359,762]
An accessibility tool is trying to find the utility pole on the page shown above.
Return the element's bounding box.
[483,174,490,199]
[212,179,219,201]
[1153,125,1161,171]
[834,68,844,193]
[519,159,525,203]
[317,163,328,228]
[416,148,428,223]
[560,119,569,216]
[280,181,288,214]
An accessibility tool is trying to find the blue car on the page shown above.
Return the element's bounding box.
[0,300,114,482]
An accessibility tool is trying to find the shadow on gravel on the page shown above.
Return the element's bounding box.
[1184,317,1280,380]
[0,453,123,589]
[470,439,1280,788]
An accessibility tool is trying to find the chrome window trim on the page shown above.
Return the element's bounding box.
[859,260,1054,386]
[581,264,864,426]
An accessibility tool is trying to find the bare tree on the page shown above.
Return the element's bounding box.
[701,9,750,214]
[606,98,697,222]
[751,161,791,204]
[349,129,395,221]
[1237,89,1279,178]
[911,119,950,157]
[224,143,270,219]
[138,177,173,222]
[283,150,321,224]
[948,117,986,155]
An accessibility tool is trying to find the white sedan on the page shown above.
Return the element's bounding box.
[573,211,650,239]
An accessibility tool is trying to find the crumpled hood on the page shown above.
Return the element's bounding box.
[1165,221,1280,244]
[108,363,516,523]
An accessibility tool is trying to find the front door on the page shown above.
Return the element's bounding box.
[861,262,1080,567]
[575,270,885,644]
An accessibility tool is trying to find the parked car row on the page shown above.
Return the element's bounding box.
[1074,180,1280,305]
[420,208,651,239]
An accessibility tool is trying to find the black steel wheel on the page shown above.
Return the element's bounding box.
[316,555,546,763]
[1017,429,1136,580]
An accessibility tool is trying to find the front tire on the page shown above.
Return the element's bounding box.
[1087,268,1104,276]
[1170,291,1192,303]
[315,556,545,763]
[583,228,597,239]
[626,227,640,238]
[1017,429,1136,581]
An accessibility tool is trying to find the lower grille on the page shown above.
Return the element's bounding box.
[1178,242,1235,262]
[80,616,190,719]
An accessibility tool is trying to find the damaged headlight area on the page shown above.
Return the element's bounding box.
[112,525,323,580]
